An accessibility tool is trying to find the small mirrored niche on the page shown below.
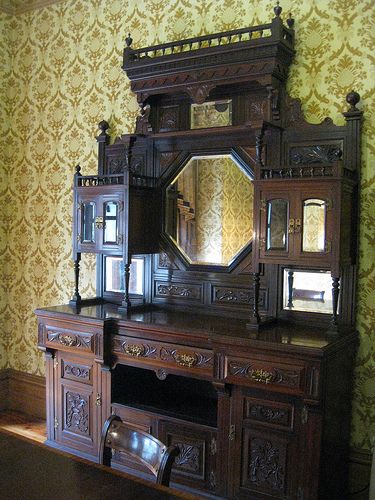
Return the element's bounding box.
[103,201,118,244]
[104,256,144,295]
[282,268,333,314]
[302,198,326,253]
[191,100,232,129]
[165,154,253,266]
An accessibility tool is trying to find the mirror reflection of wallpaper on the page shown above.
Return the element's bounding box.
[302,199,326,252]
[0,0,373,452]
[177,156,253,265]
[191,100,232,129]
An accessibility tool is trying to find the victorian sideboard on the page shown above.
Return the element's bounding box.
[37,4,361,499]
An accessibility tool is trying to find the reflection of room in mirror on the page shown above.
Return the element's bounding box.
[105,256,144,295]
[190,100,232,129]
[283,269,333,314]
[165,154,253,266]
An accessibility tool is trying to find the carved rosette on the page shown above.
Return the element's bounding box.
[249,437,285,492]
[66,392,89,434]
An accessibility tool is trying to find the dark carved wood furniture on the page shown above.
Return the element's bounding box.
[36,4,362,500]
[100,414,179,486]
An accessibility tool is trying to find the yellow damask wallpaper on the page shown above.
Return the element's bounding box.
[0,0,373,451]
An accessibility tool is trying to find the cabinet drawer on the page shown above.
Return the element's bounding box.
[112,335,214,378]
[224,355,305,395]
[45,325,96,354]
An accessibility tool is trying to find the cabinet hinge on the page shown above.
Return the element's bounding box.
[54,417,59,429]
[288,218,295,234]
[229,424,235,441]
[95,393,102,406]
[301,406,308,425]
[260,198,266,212]
[53,359,58,370]
[210,437,217,455]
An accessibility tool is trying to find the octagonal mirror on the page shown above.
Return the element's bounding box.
[165,154,254,266]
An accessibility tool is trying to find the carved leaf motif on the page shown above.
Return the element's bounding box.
[249,438,285,491]
[215,288,252,304]
[47,330,92,350]
[66,392,89,434]
[108,157,127,174]
[174,443,200,472]
[290,144,342,165]
[64,364,89,380]
[157,283,200,299]
[160,347,213,368]
[249,404,289,425]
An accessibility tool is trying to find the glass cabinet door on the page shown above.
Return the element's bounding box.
[103,201,119,244]
[81,202,96,243]
[302,199,326,253]
[266,199,289,251]
[259,192,291,261]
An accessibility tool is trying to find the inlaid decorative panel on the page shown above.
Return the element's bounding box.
[0,0,373,452]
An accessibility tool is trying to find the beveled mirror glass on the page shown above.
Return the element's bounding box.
[266,199,288,250]
[105,256,144,295]
[165,154,253,266]
[282,268,332,314]
[302,198,326,252]
[81,202,96,243]
[103,201,118,244]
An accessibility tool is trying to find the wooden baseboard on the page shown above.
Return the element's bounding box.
[0,368,45,419]
[0,369,10,411]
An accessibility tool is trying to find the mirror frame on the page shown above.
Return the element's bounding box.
[160,147,255,272]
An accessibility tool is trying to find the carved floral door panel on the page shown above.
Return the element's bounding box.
[230,387,303,499]
[158,420,218,495]
[54,352,101,459]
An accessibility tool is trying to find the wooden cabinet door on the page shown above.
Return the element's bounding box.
[98,192,125,254]
[54,352,102,460]
[230,387,303,499]
[158,420,218,495]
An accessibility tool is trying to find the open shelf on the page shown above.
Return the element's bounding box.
[112,364,218,428]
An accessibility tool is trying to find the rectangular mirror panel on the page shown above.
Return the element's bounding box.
[283,269,332,314]
[191,100,232,129]
[81,202,96,243]
[302,199,326,252]
[105,256,144,295]
[266,199,288,250]
[103,201,118,243]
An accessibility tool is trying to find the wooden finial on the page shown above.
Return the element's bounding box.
[287,13,295,28]
[98,120,110,135]
[125,33,133,47]
[346,90,360,111]
[274,1,282,17]
[75,164,81,175]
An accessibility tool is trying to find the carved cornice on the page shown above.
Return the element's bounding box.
[0,0,64,15]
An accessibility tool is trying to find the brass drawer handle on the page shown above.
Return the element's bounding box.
[249,368,273,384]
[174,352,197,367]
[124,344,145,357]
[59,334,77,347]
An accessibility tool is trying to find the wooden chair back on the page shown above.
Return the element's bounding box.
[100,415,179,487]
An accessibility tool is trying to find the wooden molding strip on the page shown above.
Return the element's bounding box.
[0,0,64,15]
[0,368,45,419]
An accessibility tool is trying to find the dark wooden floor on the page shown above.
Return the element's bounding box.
[0,410,370,499]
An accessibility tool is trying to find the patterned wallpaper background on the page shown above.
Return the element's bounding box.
[0,0,373,451]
